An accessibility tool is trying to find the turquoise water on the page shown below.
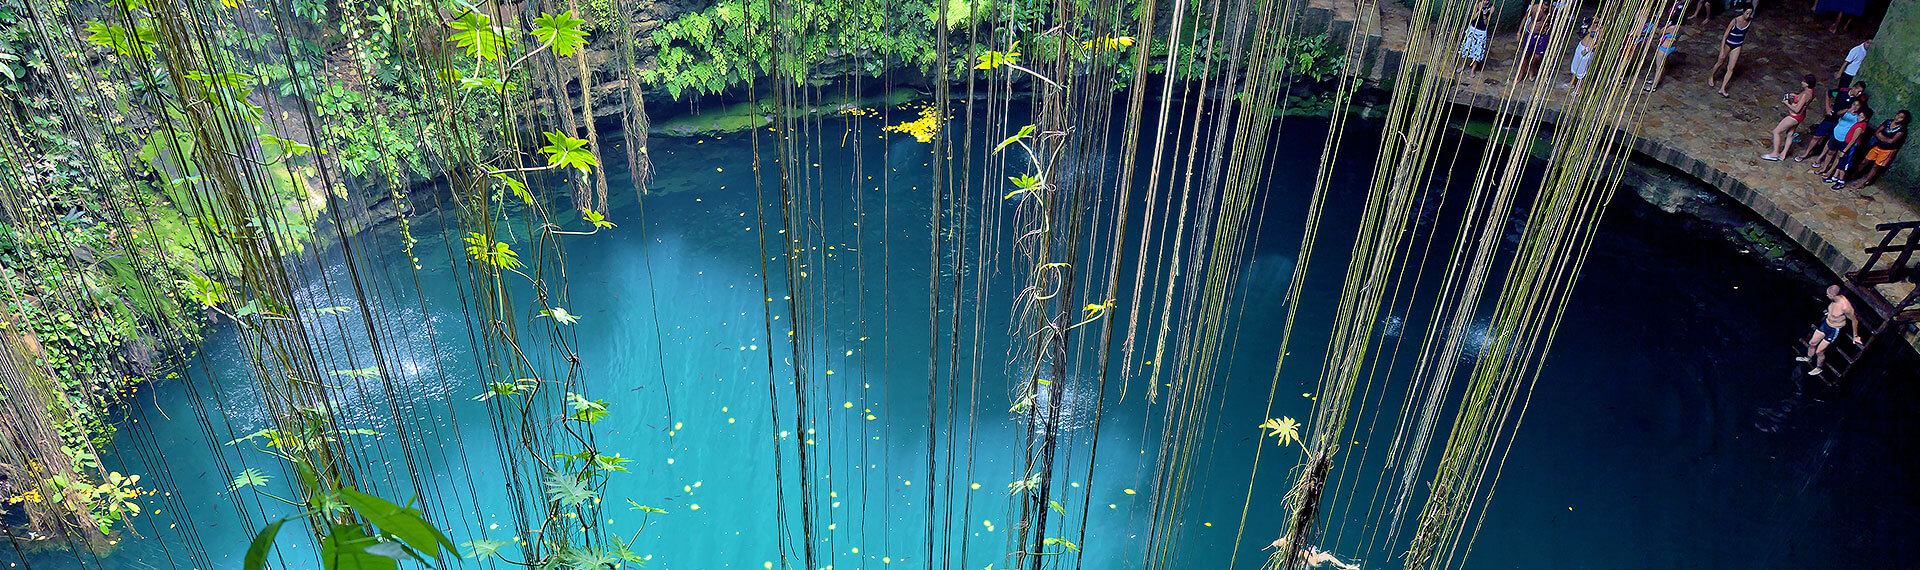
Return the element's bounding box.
[19,113,1917,570]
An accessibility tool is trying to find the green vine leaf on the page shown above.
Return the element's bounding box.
[565,392,608,423]
[543,471,597,507]
[539,131,599,174]
[320,524,398,570]
[259,135,321,158]
[178,273,231,306]
[83,21,158,57]
[975,43,1021,69]
[491,173,532,205]
[338,488,456,560]
[448,11,517,61]
[229,468,272,491]
[560,547,620,570]
[582,209,616,229]
[533,11,590,57]
[626,499,668,513]
[244,517,291,570]
[461,539,511,561]
[592,452,630,473]
[1004,174,1039,199]
[994,124,1035,154]
[540,306,580,325]
[461,233,522,270]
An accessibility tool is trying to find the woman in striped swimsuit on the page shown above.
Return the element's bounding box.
[1706,6,1754,98]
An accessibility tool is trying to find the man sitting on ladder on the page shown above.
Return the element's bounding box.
[1798,284,1863,375]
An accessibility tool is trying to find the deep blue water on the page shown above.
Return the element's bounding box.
[17,109,1918,570]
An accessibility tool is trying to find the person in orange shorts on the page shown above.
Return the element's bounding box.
[1846,110,1908,189]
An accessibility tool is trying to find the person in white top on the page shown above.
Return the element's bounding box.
[1835,39,1870,88]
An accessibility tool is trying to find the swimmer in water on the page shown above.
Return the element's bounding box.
[1264,537,1362,570]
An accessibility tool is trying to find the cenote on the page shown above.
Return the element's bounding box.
[13,102,1916,570]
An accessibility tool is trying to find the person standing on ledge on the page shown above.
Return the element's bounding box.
[1645,16,1683,91]
[1816,0,1868,33]
[1798,285,1862,376]
[1563,22,1601,95]
[1814,103,1870,184]
[1845,110,1908,189]
[1834,39,1869,88]
[1459,0,1495,78]
[1762,74,1815,161]
[1706,5,1754,98]
[1793,81,1865,163]
[1517,0,1553,83]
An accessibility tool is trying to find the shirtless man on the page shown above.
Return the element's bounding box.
[1517,0,1554,83]
[1796,284,1862,375]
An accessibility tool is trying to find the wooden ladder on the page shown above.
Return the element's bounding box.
[1801,221,1920,379]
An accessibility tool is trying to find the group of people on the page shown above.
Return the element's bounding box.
[1452,1,1908,190]
[1759,40,1908,190]
[1455,0,1755,96]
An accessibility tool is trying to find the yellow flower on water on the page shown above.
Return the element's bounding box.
[883,106,942,143]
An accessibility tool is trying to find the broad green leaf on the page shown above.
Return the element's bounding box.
[583,209,616,229]
[541,306,580,325]
[1049,499,1064,514]
[447,12,516,61]
[461,539,511,560]
[83,21,157,57]
[592,452,630,473]
[543,471,597,507]
[626,498,668,513]
[975,43,1021,69]
[1042,537,1080,552]
[994,124,1035,153]
[561,547,620,570]
[259,135,321,158]
[532,11,590,57]
[491,173,532,204]
[244,517,290,570]
[361,542,417,562]
[462,233,523,270]
[337,488,455,560]
[229,468,272,491]
[1004,174,1039,199]
[320,524,398,570]
[539,131,599,174]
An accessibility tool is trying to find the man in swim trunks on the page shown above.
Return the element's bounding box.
[1517,0,1554,82]
[1797,284,1862,375]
